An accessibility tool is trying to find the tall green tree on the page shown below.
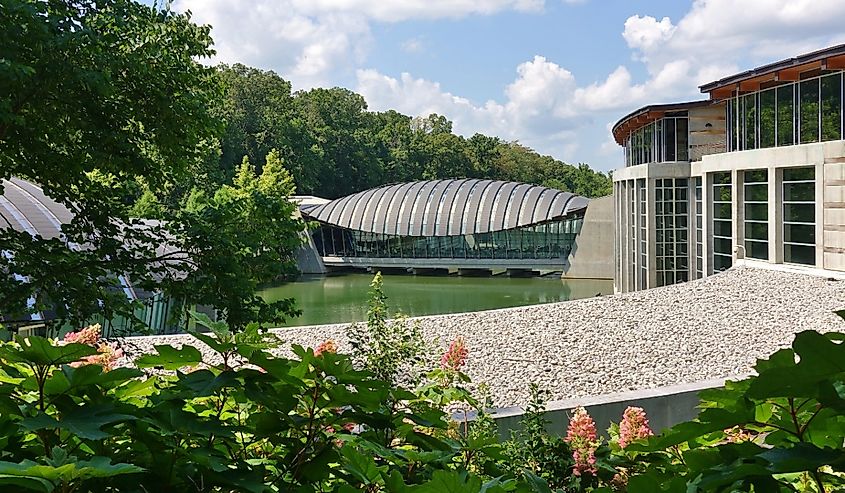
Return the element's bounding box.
[294,87,383,198]
[0,0,222,327]
[164,150,303,330]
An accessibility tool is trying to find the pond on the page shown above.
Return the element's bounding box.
[259,273,613,327]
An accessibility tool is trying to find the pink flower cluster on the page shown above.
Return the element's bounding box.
[62,324,123,372]
[565,406,598,476]
[618,406,653,449]
[63,324,102,345]
[440,336,468,371]
[315,339,337,357]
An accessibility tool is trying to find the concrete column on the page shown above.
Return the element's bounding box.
[816,161,825,268]
[702,172,712,276]
[733,170,745,261]
[768,165,781,263]
[731,169,743,263]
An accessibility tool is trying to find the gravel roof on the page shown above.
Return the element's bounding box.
[121,266,845,407]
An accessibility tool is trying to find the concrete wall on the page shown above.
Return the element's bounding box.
[484,378,728,441]
[565,195,614,280]
[696,140,845,273]
[295,232,327,274]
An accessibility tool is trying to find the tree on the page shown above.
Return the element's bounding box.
[215,64,316,190]
[163,150,304,331]
[294,87,383,198]
[0,0,222,328]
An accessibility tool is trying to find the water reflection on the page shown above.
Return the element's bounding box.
[260,273,613,327]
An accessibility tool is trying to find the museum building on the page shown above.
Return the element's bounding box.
[613,44,845,292]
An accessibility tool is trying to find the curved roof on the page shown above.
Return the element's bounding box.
[0,177,73,240]
[611,100,711,145]
[0,178,183,307]
[301,179,588,237]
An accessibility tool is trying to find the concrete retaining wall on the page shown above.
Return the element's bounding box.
[565,195,614,280]
[483,378,729,441]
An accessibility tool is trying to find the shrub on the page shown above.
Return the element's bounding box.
[0,316,545,492]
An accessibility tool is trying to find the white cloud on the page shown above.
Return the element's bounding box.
[623,0,845,83]
[622,15,675,52]
[176,0,845,169]
[176,0,546,88]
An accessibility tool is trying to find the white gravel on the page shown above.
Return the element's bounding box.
[119,266,845,407]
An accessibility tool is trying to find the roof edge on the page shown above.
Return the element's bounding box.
[700,43,845,93]
[611,99,712,146]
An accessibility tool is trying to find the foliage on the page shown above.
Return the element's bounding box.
[504,384,578,490]
[346,272,428,388]
[0,0,220,327]
[161,149,304,331]
[0,317,552,493]
[621,327,845,492]
[215,65,613,200]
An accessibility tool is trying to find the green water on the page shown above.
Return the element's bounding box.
[259,274,613,327]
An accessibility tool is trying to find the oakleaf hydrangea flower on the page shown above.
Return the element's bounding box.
[565,406,598,476]
[440,336,468,371]
[315,339,337,356]
[618,406,653,449]
[63,323,102,345]
[63,324,123,372]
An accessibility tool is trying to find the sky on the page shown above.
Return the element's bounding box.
[167,0,845,172]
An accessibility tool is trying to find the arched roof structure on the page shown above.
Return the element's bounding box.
[0,177,181,309]
[300,179,588,237]
[0,177,73,240]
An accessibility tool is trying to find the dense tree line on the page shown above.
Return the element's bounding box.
[0,0,609,333]
[214,64,613,199]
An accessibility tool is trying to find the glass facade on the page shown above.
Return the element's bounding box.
[727,72,844,151]
[624,114,690,167]
[782,167,816,266]
[743,170,769,260]
[655,178,689,286]
[712,172,733,272]
[312,217,583,260]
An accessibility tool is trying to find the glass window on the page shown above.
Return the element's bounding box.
[777,85,794,146]
[800,79,820,144]
[743,169,768,260]
[655,121,663,162]
[821,73,842,142]
[782,166,815,266]
[729,97,740,151]
[676,118,689,161]
[743,93,757,150]
[711,172,732,272]
[759,89,776,148]
[643,123,653,163]
[664,118,676,161]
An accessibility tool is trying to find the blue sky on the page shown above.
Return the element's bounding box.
[168,0,845,171]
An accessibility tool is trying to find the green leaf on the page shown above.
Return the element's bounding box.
[341,446,384,485]
[0,474,54,493]
[520,470,552,493]
[759,442,845,473]
[410,469,483,493]
[21,404,135,440]
[0,337,97,367]
[135,344,203,370]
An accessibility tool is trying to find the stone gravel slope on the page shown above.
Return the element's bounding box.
[122,266,845,407]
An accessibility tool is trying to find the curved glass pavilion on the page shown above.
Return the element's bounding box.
[0,177,177,334]
[300,179,588,263]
